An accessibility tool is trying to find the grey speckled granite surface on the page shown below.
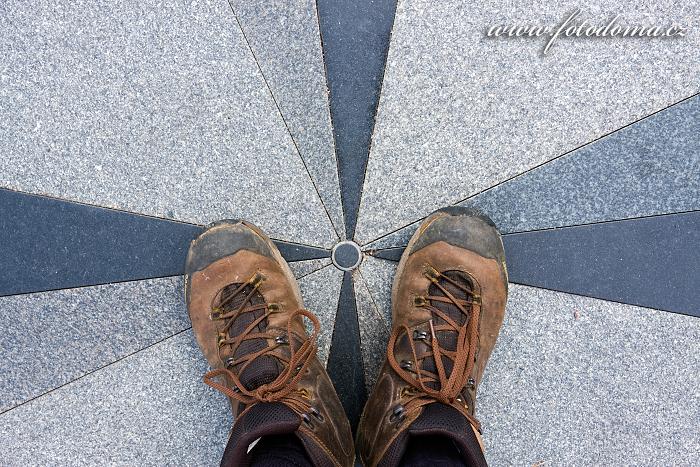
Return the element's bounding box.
[0,259,336,414]
[358,256,397,323]
[0,330,230,466]
[231,0,345,239]
[362,222,418,249]
[289,257,332,279]
[0,276,186,412]
[3,277,696,465]
[298,264,343,366]
[0,0,336,247]
[354,272,390,393]
[355,0,700,245]
[479,284,700,466]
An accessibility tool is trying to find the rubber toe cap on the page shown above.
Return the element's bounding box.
[408,206,505,262]
[185,220,275,275]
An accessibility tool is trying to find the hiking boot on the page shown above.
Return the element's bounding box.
[185,220,354,467]
[356,207,508,466]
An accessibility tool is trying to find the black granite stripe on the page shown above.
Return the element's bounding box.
[366,247,404,262]
[0,189,330,296]
[273,241,330,262]
[0,189,200,296]
[325,271,367,433]
[504,212,700,316]
[316,0,398,239]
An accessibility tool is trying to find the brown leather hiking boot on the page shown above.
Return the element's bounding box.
[185,220,354,467]
[356,207,508,466]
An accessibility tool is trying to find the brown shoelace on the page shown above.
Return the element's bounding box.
[202,274,320,415]
[387,266,481,431]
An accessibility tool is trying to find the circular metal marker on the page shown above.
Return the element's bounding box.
[331,241,362,271]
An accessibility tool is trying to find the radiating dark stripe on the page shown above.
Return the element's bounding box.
[316,0,398,239]
[359,94,700,250]
[325,272,367,432]
[0,189,200,296]
[273,241,329,261]
[503,212,700,316]
[366,247,404,262]
[0,189,330,296]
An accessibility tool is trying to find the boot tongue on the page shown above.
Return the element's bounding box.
[378,403,487,467]
[220,283,284,390]
[238,355,280,390]
[420,270,473,389]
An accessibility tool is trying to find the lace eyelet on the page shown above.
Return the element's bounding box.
[400,360,413,370]
[310,407,324,422]
[216,333,227,347]
[412,329,428,340]
[275,334,288,344]
[456,392,469,409]
[413,296,428,307]
[467,377,476,389]
[302,413,314,428]
[424,265,441,282]
[389,405,406,423]
[249,272,266,287]
[209,308,222,321]
[224,357,235,367]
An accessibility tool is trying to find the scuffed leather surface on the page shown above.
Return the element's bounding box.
[357,212,507,466]
[186,225,354,466]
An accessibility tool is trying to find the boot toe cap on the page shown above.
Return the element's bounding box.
[408,206,504,262]
[185,220,275,275]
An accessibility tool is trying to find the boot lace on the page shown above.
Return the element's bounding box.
[387,265,482,431]
[202,272,320,415]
